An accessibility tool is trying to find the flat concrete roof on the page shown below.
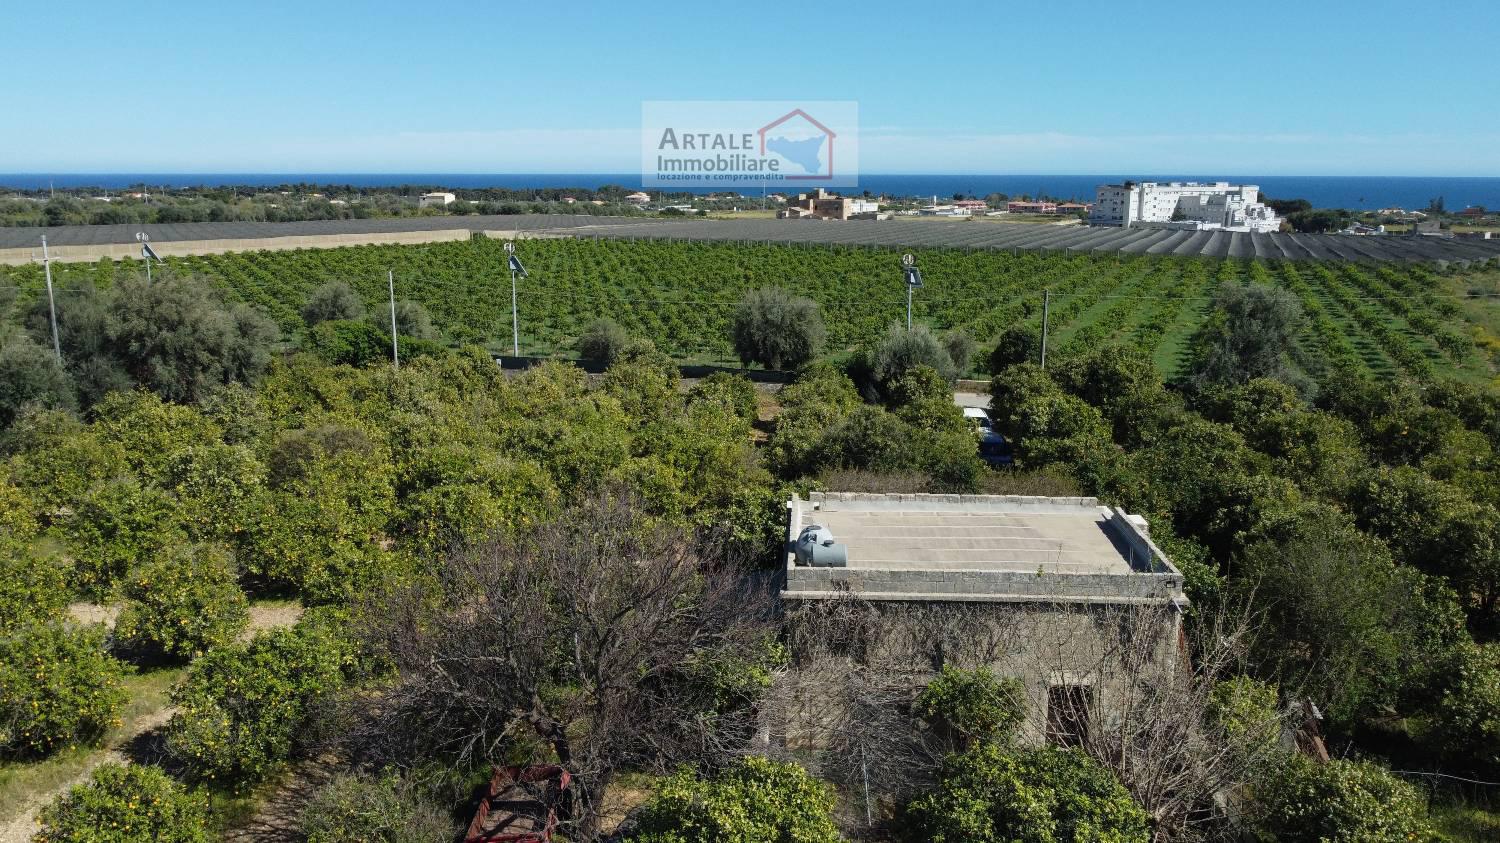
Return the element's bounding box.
[808,506,1133,575]
[784,493,1185,605]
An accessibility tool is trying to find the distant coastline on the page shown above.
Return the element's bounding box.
[3,174,1498,211]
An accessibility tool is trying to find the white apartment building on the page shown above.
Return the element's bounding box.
[1090,181,1281,233]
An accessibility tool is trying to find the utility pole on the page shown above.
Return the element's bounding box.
[504,241,528,357]
[40,236,61,362]
[388,270,399,369]
[1040,288,1051,368]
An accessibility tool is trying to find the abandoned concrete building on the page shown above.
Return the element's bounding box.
[775,492,1189,750]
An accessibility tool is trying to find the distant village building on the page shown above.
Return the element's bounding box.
[778,188,881,220]
[1007,200,1058,215]
[1056,202,1093,215]
[624,192,653,205]
[1090,181,1280,233]
[916,196,971,217]
[419,192,457,208]
[776,493,1188,746]
[953,199,989,213]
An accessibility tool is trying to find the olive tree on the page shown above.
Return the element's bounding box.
[868,323,958,386]
[730,287,825,370]
[106,274,277,403]
[301,280,367,327]
[1186,281,1306,392]
[391,300,437,340]
[0,336,75,429]
[578,317,631,367]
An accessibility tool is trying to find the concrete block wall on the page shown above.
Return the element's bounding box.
[807,491,1102,515]
[783,493,1186,605]
[1106,507,1182,576]
[784,565,1182,603]
[0,228,483,266]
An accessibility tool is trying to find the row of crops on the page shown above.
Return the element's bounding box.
[1,237,1496,383]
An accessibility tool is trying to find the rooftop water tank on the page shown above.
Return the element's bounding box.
[795,524,848,568]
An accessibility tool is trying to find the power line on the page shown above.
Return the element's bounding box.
[1390,770,1500,788]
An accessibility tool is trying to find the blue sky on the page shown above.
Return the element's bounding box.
[3,0,1498,175]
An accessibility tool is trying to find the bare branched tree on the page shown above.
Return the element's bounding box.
[770,594,1286,842]
[765,594,1037,826]
[1031,603,1286,841]
[344,491,778,841]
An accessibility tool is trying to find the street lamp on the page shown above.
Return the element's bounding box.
[504,241,528,357]
[135,232,161,283]
[901,253,923,330]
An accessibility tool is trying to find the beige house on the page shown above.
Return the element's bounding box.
[776,492,1189,747]
[778,188,880,221]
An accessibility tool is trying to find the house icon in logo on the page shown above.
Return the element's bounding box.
[758,108,836,181]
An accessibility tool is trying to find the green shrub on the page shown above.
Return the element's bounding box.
[299,770,455,843]
[628,755,842,843]
[687,371,759,422]
[34,762,210,843]
[166,625,346,787]
[730,287,825,370]
[0,622,127,759]
[244,424,397,602]
[0,543,67,633]
[884,364,953,411]
[64,474,184,597]
[903,743,1149,843]
[113,543,249,664]
[1205,676,1280,760]
[578,317,632,367]
[158,442,265,543]
[916,665,1025,749]
[989,323,1042,372]
[1432,642,1500,766]
[305,319,390,366]
[1250,754,1435,842]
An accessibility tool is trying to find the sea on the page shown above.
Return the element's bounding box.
[3,173,1498,212]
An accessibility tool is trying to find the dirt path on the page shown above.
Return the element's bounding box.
[67,601,303,641]
[0,707,176,843]
[241,603,304,641]
[220,759,336,843]
[1,602,304,843]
